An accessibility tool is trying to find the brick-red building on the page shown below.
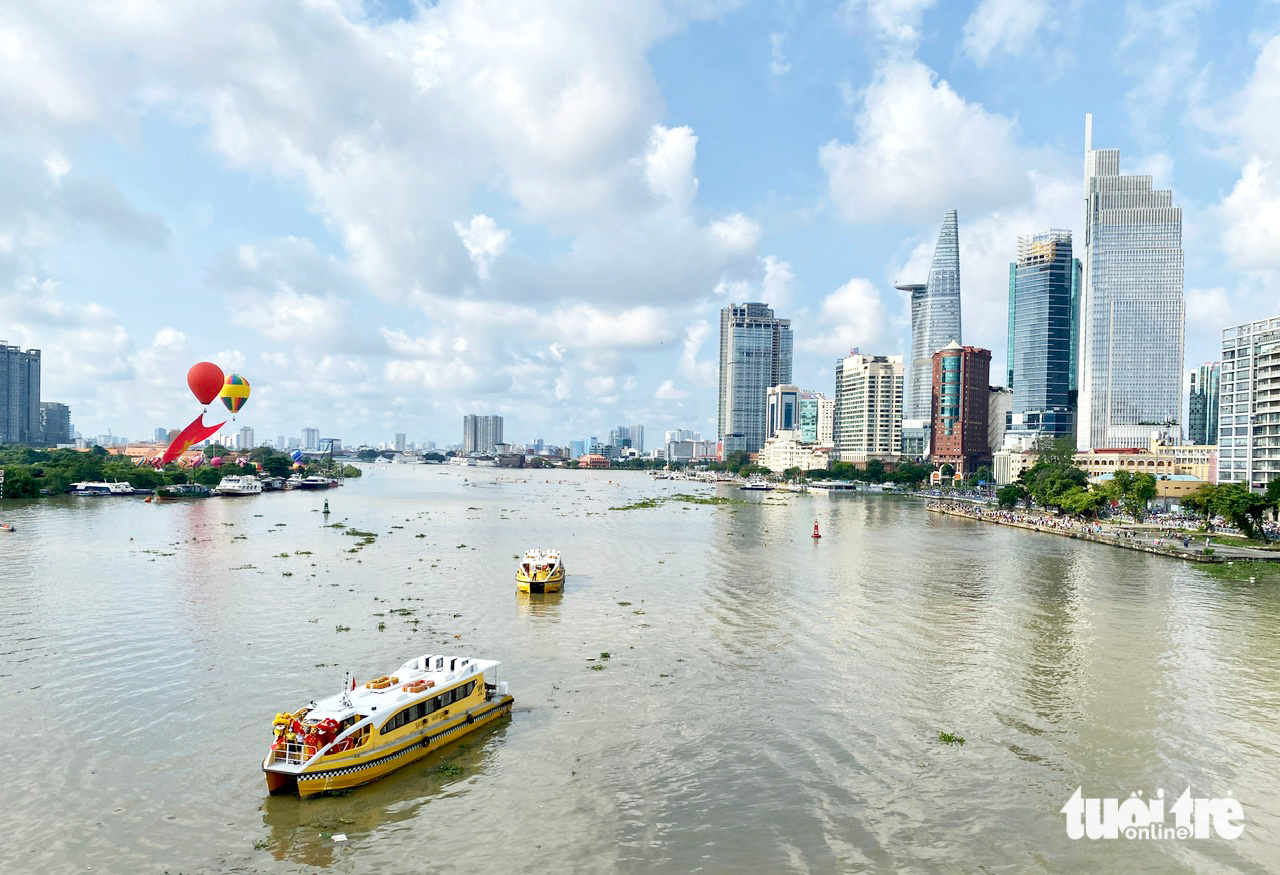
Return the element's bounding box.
[931,341,992,477]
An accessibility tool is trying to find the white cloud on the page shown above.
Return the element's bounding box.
[678,319,717,387]
[1119,0,1211,129]
[708,212,762,254]
[761,256,795,309]
[645,124,699,206]
[655,378,689,400]
[819,59,1034,222]
[961,0,1050,66]
[837,0,936,46]
[453,214,512,280]
[769,32,791,76]
[798,278,890,361]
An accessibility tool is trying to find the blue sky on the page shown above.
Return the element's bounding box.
[4,0,1279,447]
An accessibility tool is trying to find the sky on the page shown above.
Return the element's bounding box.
[4,0,1280,448]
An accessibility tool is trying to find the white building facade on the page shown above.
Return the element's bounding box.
[1219,315,1280,491]
[833,353,903,466]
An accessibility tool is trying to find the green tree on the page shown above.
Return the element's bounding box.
[782,466,804,482]
[1211,483,1272,541]
[997,483,1026,509]
[1059,486,1105,517]
[863,458,887,482]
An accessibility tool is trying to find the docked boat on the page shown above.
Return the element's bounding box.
[262,653,513,798]
[213,475,263,496]
[69,481,147,496]
[739,476,775,491]
[295,475,334,490]
[516,548,565,593]
[260,476,286,491]
[155,483,212,499]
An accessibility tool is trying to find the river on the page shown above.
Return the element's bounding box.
[2,465,1278,872]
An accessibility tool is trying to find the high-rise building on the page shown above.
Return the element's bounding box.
[1188,362,1221,446]
[766,385,800,440]
[1078,114,1184,449]
[817,398,835,446]
[1006,230,1080,440]
[0,342,41,445]
[664,429,699,443]
[39,401,72,446]
[395,432,406,452]
[463,415,503,454]
[302,427,320,450]
[570,440,585,458]
[988,387,1013,455]
[797,392,827,444]
[1218,316,1280,491]
[629,425,644,454]
[833,352,903,466]
[930,342,992,477]
[153,427,168,443]
[276,434,287,450]
[897,209,962,425]
[718,302,793,455]
[238,426,255,450]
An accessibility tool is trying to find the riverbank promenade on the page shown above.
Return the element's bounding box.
[926,502,1279,563]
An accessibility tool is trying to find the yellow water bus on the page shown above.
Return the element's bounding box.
[516,548,565,593]
[263,653,513,798]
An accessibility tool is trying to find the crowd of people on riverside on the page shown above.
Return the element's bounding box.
[926,501,1221,553]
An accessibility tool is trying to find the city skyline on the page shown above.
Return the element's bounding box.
[1,4,1277,444]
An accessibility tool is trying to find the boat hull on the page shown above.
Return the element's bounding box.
[264,695,513,799]
[516,569,565,594]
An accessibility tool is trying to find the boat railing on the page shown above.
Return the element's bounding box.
[269,741,310,766]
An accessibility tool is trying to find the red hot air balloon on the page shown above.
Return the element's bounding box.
[187,362,225,406]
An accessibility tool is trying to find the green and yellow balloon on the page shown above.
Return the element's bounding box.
[219,373,251,415]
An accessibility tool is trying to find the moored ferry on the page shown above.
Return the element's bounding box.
[263,653,513,798]
[516,548,565,593]
[213,475,262,496]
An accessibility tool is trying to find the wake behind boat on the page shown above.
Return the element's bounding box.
[263,653,513,798]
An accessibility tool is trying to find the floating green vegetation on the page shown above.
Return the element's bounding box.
[415,533,427,538]
[335,624,351,632]
[327,522,346,529]
[344,529,377,538]
[589,664,606,671]
[282,571,293,577]
[671,493,738,505]
[275,552,290,559]
[456,544,467,549]
[253,839,269,850]
[437,763,463,777]
[274,523,287,527]
[377,622,386,631]
[937,731,966,746]
[599,652,611,661]
[617,601,632,607]
[294,550,312,555]
[610,497,663,510]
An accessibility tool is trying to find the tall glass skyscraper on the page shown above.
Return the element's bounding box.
[0,342,41,445]
[1078,114,1184,450]
[1188,362,1220,446]
[1005,230,1080,440]
[898,209,962,424]
[718,302,792,455]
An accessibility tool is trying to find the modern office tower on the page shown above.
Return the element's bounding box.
[797,391,828,444]
[153,427,167,443]
[766,385,800,440]
[930,342,992,477]
[302,427,320,450]
[833,352,903,466]
[664,429,700,444]
[629,425,644,454]
[463,415,504,455]
[1006,230,1080,440]
[897,209,962,424]
[718,302,793,455]
[1219,316,1280,490]
[1188,362,1221,446]
[609,425,643,451]
[39,402,72,446]
[394,433,406,452]
[238,427,255,450]
[570,440,585,458]
[0,342,41,444]
[1078,114,1184,449]
[987,387,1013,455]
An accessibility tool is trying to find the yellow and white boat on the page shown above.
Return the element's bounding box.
[262,653,513,798]
[516,548,565,593]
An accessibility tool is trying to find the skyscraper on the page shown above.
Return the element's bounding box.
[833,352,903,466]
[39,401,72,446]
[1218,316,1280,490]
[718,302,793,455]
[463,414,504,454]
[1078,114,1184,449]
[930,342,991,477]
[238,426,255,450]
[766,385,800,440]
[1188,362,1220,446]
[0,342,41,445]
[1006,230,1080,440]
[898,209,962,424]
[302,427,320,450]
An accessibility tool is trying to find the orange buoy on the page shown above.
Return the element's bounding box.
[812,520,821,539]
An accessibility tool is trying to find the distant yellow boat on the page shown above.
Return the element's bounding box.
[516,548,565,593]
[262,653,513,798]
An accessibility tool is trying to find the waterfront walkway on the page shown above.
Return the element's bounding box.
[926,502,1279,563]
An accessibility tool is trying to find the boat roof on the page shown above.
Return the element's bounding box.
[521,548,560,559]
[303,655,500,723]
